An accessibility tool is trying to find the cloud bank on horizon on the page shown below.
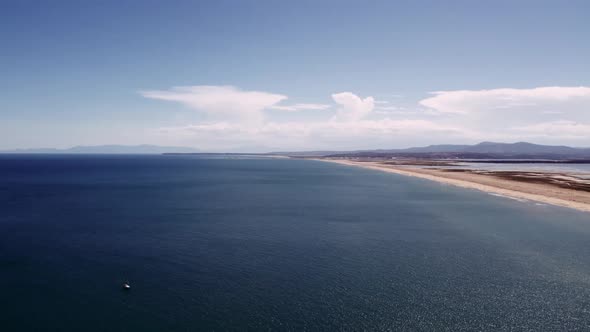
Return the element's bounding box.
[141,85,590,151]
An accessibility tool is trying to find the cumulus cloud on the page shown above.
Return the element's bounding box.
[140,85,287,122]
[332,92,375,121]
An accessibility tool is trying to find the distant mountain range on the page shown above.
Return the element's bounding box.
[4,142,590,159]
[280,142,590,160]
[378,142,590,155]
[0,145,200,154]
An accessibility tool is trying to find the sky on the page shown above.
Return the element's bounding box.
[1,0,589,152]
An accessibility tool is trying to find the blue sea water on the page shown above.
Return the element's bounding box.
[1,155,590,331]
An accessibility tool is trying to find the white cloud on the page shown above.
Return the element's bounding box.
[375,105,402,111]
[417,86,590,144]
[511,120,590,139]
[145,85,590,151]
[157,119,465,151]
[332,92,375,121]
[419,86,590,114]
[271,103,331,111]
[140,85,287,122]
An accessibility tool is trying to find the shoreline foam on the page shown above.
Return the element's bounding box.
[317,159,590,213]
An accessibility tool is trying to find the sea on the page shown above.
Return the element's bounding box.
[1,155,590,331]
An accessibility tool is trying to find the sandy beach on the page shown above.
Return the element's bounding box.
[319,159,590,213]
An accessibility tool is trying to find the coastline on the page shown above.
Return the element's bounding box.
[317,159,590,213]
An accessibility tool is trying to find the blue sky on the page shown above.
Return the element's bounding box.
[1,0,589,151]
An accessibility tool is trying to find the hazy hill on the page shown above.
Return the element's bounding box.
[282,142,590,159]
[460,142,585,155]
[1,145,200,154]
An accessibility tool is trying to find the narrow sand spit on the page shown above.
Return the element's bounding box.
[318,159,590,213]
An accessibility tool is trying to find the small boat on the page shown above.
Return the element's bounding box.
[123,281,131,290]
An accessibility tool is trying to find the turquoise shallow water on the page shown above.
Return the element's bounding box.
[1,155,589,331]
